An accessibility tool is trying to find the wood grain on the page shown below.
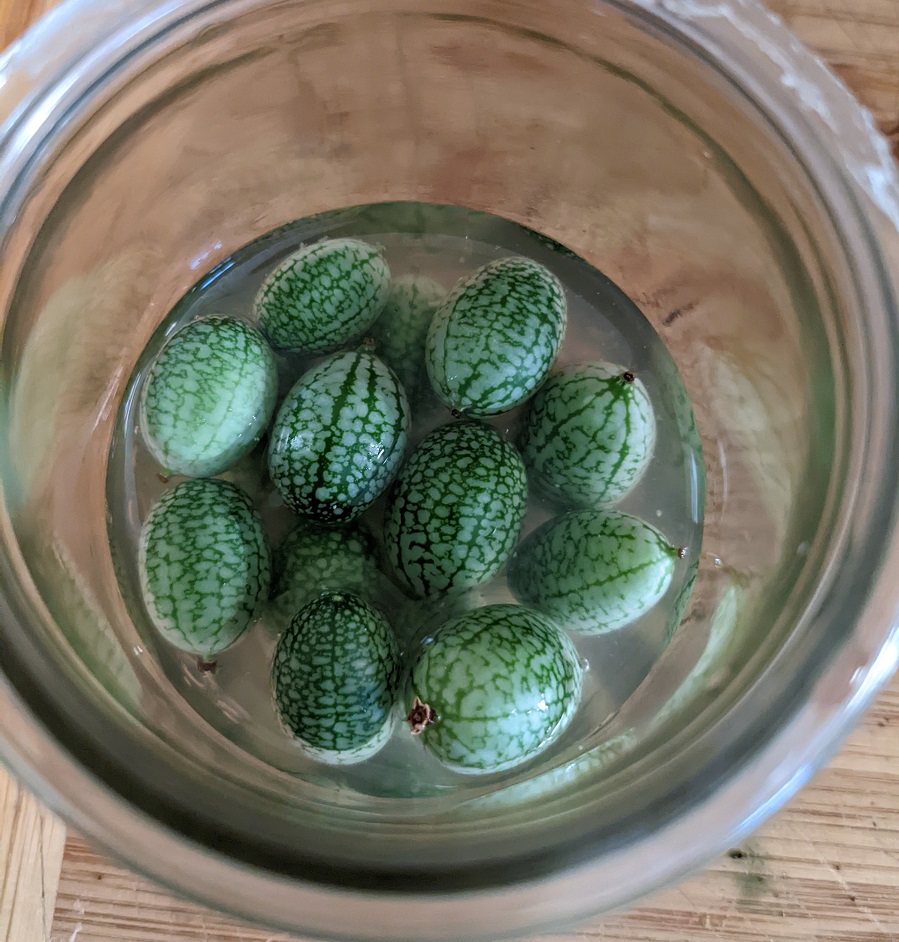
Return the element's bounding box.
[0,770,67,942]
[50,686,899,942]
[0,0,895,940]
[767,0,899,157]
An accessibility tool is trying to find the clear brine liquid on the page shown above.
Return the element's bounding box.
[107,202,704,798]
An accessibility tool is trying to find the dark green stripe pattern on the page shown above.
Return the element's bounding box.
[425,257,567,416]
[254,238,390,354]
[384,421,527,598]
[138,479,271,658]
[267,350,410,524]
[271,520,385,621]
[509,510,677,636]
[520,362,655,507]
[271,592,400,764]
[408,604,582,774]
[140,316,278,477]
[368,274,446,399]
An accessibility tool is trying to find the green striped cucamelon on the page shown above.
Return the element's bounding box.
[140,316,278,477]
[519,362,656,507]
[368,274,445,400]
[267,350,410,524]
[405,604,583,774]
[254,238,390,354]
[472,732,637,808]
[508,509,680,636]
[138,479,271,659]
[271,520,386,620]
[425,257,566,416]
[384,420,527,598]
[272,592,401,764]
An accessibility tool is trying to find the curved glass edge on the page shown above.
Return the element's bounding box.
[0,0,898,940]
[0,0,169,126]
[634,0,899,234]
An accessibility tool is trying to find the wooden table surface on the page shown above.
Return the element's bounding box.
[1,0,899,940]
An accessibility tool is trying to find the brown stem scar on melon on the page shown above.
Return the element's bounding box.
[406,697,436,735]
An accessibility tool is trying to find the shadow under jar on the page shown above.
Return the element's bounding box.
[1,1,899,940]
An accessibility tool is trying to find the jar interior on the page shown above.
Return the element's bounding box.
[0,0,859,898]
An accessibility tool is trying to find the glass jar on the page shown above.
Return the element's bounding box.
[1,0,898,939]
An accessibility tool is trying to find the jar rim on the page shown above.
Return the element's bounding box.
[1,1,898,939]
